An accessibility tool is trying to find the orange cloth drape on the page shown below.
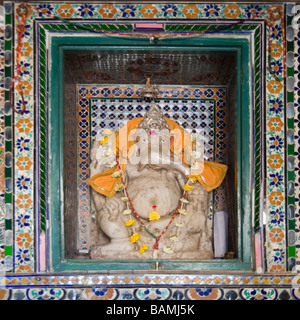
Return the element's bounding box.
[88,117,227,197]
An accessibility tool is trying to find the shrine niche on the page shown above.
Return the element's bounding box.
[62,48,239,264]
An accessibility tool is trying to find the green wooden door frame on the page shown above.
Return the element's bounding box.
[49,34,252,271]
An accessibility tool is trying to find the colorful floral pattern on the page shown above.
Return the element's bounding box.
[1,1,292,279]
[99,4,117,19]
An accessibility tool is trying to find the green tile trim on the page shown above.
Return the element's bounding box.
[37,21,259,271]
[4,3,13,272]
[38,26,47,233]
[49,35,252,272]
[43,22,133,33]
[254,27,262,233]
[285,4,295,271]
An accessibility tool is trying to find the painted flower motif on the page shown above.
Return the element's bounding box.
[15,118,33,134]
[99,4,117,19]
[149,211,160,221]
[16,156,33,171]
[16,247,31,264]
[161,4,179,17]
[183,184,193,191]
[247,289,269,300]
[16,136,30,152]
[78,4,95,17]
[16,232,33,247]
[20,42,33,57]
[245,4,263,18]
[36,4,54,17]
[224,4,241,19]
[125,219,135,227]
[16,100,29,114]
[130,232,140,243]
[140,4,158,18]
[182,4,200,19]
[269,135,284,151]
[268,191,284,206]
[267,79,283,94]
[16,194,32,209]
[270,43,283,58]
[269,264,285,273]
[269,227,285,243]
[273,249,285,262]
[270,208,284,225]
[203,4,220,17]
[267,117,284,132]
[16,213,30,228]
[269,98,283,115]
[270,60,283,77]
[139,244,148,254]
[19,61,31,76]
[271,24,283,41]
[57,4,75,18]
[16,175,31,191]
[16,265,33,273]
[268,154,283,169]
[120,4,137,18]
[269,172,283,188]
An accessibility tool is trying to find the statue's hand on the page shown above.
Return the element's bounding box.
[102,198,124,222]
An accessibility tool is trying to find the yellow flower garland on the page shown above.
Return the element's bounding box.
[116,155,196,255]
[99,136,109,145]
[125,219,135,227]
[138,244,148,253]
[149,211,160,221]
[183,184,193,191]
[130,232,140,243]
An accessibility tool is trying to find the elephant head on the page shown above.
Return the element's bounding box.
[129,104,190,177]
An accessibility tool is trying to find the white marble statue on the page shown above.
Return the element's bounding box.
[88,104,226,260]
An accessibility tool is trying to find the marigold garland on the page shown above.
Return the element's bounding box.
[149,211,161,221]
[130,233,140,243]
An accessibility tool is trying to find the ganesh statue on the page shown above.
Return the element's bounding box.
[88,103,227,260]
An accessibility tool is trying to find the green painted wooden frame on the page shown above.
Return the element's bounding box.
[49,34,252,271]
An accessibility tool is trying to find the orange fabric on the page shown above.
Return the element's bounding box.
[198,161,227,192]
[89,163,126,197]
[88,117,227,196]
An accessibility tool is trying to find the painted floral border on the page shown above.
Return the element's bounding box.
[1,2,295,278]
